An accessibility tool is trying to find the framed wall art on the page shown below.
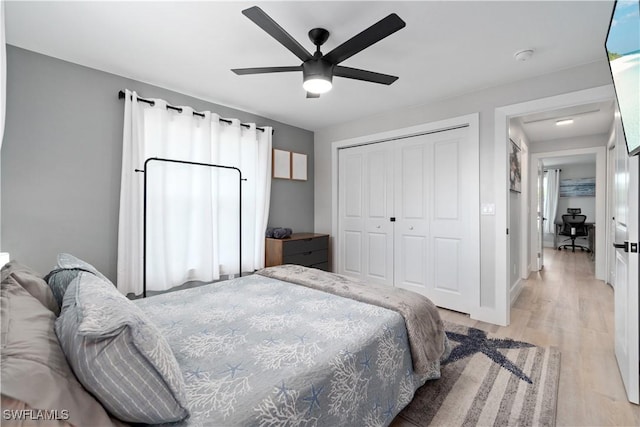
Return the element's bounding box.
[291,152,307,181]
[273,148,291,179]
[509,139,521,193]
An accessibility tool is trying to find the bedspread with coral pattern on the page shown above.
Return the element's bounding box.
[135,274,446,427]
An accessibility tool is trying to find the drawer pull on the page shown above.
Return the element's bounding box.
[304,251,313,255]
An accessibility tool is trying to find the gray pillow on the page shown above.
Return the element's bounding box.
[44,253,110,308]
[1,261,59,315]
[55,272,189,424]
[0,276,119,426]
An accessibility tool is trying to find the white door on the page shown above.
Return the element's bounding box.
[338,143,394,286]
[394,127,478,313]
[537,159,544,271]
[608,144,617,286]
[611,118,639,404]
[338,126,479,314]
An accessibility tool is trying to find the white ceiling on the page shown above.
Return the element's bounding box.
[5,1,615,131]
[517,100,615,142]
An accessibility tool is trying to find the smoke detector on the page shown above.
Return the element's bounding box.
[514,49,534,62]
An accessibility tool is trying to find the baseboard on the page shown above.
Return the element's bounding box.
[510,278,524,305]
[470,307,509,326]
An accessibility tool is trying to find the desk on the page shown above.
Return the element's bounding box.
[554,221,595,256]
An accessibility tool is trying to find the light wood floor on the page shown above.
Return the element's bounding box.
[430,248,639,426]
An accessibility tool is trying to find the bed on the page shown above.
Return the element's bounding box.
[1,255,449,426]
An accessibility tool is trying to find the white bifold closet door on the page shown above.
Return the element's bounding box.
[338,127,478,314]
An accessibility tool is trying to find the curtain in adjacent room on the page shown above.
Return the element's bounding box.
[543,169,560,234]
[118,90,272,295]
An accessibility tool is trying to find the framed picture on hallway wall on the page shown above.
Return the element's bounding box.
[509,139,521,193]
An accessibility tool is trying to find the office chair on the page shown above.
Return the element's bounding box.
[557,213,590,252]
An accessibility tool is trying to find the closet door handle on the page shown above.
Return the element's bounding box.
[613,241,628,252]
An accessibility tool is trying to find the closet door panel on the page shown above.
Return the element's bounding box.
[433,140,459,220]
[428,129,474,313]
[433,237,461,292]
[339,152,364,276]
[395,139,431,294]
[364,147,394,284]
[399,235,426,286]
[338,144,394,286]
[344,231,362,274]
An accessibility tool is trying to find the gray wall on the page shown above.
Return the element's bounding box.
[1,46,314,280]
[314,59,613,313]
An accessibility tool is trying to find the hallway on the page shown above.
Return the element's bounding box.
[440,248,639,426]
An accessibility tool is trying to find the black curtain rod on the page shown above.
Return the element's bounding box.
[118,90,271,133]
[543,168,562,172]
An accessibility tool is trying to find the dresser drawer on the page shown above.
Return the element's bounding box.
[309,262,329,271]
[283,249,328,266]
[265,233,330,270]
[282,235,328,256]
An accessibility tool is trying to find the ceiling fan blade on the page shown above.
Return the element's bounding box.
[242,6,313,62]
[306,92,320,99]
[334,66,398,85]
[323,13,406,65]
[232,66,302,75]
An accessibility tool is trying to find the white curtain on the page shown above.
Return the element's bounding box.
[118,90,272,295]
[543,169,560,234]
[1,0,6,150]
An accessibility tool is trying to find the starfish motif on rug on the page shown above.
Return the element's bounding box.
[445,327,535,384]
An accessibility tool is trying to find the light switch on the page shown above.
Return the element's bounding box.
[481,203,495,215]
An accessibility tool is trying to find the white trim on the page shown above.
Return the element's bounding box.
[495,85,615,326]
[330,113,480,315]
[519,139,530,282]
[510,278,524,305]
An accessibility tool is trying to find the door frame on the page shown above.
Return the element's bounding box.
[331,113,480,315]
[529,147,606,271]
[494,85,615,325]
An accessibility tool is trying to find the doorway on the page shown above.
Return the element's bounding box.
[494,85,615,326]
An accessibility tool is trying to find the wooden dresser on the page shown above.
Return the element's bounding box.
[265,233,329,271]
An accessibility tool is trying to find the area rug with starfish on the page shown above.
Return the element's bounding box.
[397,321,561,427]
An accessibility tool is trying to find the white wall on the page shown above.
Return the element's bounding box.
[314,59,613,316]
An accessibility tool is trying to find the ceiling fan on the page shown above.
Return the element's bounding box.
[231,6,406,98]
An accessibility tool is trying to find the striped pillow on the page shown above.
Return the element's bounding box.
[55,273,189,424]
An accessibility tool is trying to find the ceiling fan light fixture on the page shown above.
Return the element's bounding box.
[303,76,332,94]
[303,59,333,94]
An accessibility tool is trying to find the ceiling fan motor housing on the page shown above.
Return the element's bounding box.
[302,59,334,83]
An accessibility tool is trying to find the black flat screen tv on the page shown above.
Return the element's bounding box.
[605,0,640,156]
